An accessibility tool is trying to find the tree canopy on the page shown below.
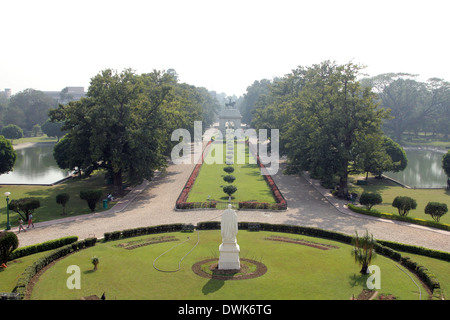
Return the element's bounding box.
[49,68,219,192]
[253,61,390,196]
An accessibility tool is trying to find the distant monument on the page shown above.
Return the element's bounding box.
[218,204,240,270]
[218,98,242,138]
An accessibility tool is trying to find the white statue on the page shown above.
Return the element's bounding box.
[221,204,238,243]
[219,204,240,270]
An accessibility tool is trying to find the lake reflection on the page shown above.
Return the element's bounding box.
[384,148,448,188]
[0,143,70,185]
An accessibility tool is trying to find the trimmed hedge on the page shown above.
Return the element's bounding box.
[176,141,212,209]
[196,221,444,299]
[348,203,450,232]
[9,236,79,261]
[12,237,97,299]
[103,223,185,242]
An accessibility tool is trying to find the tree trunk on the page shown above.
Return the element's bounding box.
[360,263,368,274]
[113,170,123,195]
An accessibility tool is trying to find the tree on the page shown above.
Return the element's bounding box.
[41,120,66,141]
[223,185,237,197]
[0,135,17,174]
[80,190,103,212]
[362,74,450,142]
[392,196,417,217]
[351,230,377,274]
[424,202,448,222]
[6,88,57,131]
[1,124,23,142]
[443,151,450,177]
[223,166,235,174]
[56,193,70,215]
[283,61,389,197]
[359,192,382,210]
[8,198,41,221]
[0,231,19,265]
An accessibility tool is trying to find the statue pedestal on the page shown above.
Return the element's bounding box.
[218,242,240,270]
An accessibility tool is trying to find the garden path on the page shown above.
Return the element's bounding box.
[14,160,450,253]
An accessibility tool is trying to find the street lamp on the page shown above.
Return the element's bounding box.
[4,192,10,230]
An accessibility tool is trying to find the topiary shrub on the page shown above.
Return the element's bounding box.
[223,185,237,197]
[223,175,236,184]
[0,231,19,265]
[8,198,41,221]
[424,202,448,222]
[56,193,70,215]
[359,192,382,210]
[80,190,103,212]
[392,196,417,217]
[223,166,234,174]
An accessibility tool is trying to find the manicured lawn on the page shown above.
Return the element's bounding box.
[27,230,432,300]
[349,175,450,225]
[187,142,275,203]
[0,171,116,229]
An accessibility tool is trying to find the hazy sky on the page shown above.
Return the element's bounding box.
[1,0,449,97]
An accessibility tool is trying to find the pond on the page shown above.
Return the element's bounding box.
[0,143,70,185]
[384,148,448,188]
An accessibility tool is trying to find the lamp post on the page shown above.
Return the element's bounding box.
[5,192,11,230]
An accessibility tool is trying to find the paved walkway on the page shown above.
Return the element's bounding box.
[13,161,450,253]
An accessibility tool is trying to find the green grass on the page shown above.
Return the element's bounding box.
[25,230,434,300]
[187,142,275,203]
[12,135,58,145]
[0,170,117,228]
[349,175,450,225]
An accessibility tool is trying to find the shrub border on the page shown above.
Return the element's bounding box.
[12,237,97,299]
[348,203,450,232]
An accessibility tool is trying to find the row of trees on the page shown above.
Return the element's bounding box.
[49,68,221,192]
[250,61,406,197]
[0,89,58,133]
[239,72,450,144]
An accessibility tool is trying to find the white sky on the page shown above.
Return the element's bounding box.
[1,0,449,97]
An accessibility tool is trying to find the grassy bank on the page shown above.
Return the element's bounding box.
[187,142,275,204]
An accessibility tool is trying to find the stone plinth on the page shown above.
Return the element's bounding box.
[218,242,240,270]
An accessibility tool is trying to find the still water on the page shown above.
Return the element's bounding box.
[0,143,70,185]
[384,148,448,188]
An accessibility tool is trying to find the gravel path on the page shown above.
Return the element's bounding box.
[13,160,450,253]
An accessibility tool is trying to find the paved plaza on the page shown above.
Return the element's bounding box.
[12,160,450,253]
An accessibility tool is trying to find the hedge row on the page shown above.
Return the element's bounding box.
[175,141,212,209]
[13,237,97,299]
[246,141,287,210]
[9,236,79,261]
[348,203,450,232]
[103,223,185,242]
[196,221,444,299]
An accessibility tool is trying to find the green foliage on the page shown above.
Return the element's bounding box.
[424,202,448,222]
[223,185,237,197]
[56,193,70,215]
[223,166,234,174]
[79,190,103,212]
[0,231,19,264]
[41,120,66,141]
[1,124,23,141]
[49,68,220,190]
[0,135,16,174]
[359,192,383,210]
[8,198,41,220]
[252,61,390,197]
[351,230,377,274]
[223,175,236,183]
[9,236,78,261]
[443,151,450,177]
[392,196,417,216]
